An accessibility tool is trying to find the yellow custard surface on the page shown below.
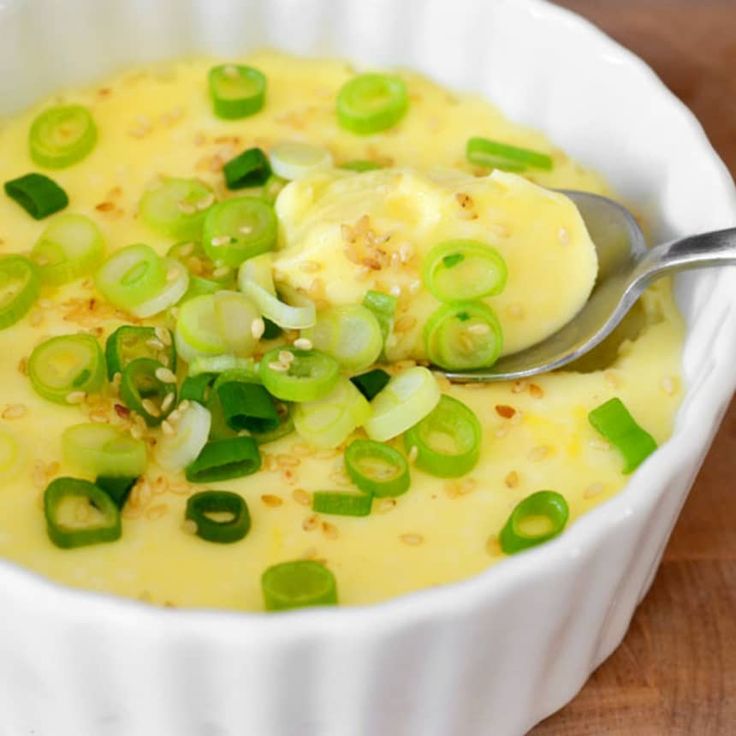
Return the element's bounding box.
[0,52,684,610]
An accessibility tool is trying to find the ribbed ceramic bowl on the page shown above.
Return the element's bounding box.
[1,1,735,734]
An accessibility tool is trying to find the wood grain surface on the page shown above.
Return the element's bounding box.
[532,2,736,734]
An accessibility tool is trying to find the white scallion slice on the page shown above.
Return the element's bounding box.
[238,254,316,329]
[364,366,441,442]
[293,377,371,449]
[175,293,229,363]
[270,142,333,181]
[213,290,260,357]
[130,258,189,318]
[189,354,257,377]
[303,304,382,373]
[62,423,147,478]
[155,402,212,471]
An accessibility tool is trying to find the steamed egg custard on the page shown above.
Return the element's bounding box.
[0,53,683,611]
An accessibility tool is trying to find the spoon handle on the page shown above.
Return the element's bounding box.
[634,227,736,284]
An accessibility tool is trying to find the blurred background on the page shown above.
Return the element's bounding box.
[533,2,736,734]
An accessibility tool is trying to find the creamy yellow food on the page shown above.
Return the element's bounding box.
[0,52,684,610]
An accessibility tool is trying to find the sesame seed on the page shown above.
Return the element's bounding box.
[130,426,144,440]
[302,514,320,531]
[322,522,339,540]
[210,235,231,247]
[239,225,253,235]
[196,193,215,211]
[486,536,502,556]
[278,350,295,365]
[376,498,397,513]
[155,326,172,346]
[145,504,168,521]
[146,337,165,351]
[400,533,424,546]
[292,488,311,506]
[505,470,519,488]
[212,265,232,279]
[299,260,321,273]
[511,380,528,394]
[223,65,239,78]
[161,420,175,435]
[395,315,417,333]
[495,404,516,419]
[182,519,198,535]
[65,392,87,405]
[177,201,197,215]
[161,393,175,412]
[261,494,283,507]
[141,399,161,417]
[467,323,491,336]
[250,318,265,339]
[2,404,27,419]
[155,366,177,384]
[528,383,544,399]
[407,446,419,463]
[293,337,312,351]
[178,400,190,411]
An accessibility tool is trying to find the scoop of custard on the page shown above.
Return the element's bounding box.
[274,168,598,359]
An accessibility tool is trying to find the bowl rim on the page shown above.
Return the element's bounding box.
[1,0,735,634]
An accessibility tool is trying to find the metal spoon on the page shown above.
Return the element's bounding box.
[442,190,736,382]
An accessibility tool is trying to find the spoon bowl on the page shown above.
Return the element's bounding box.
[442,191,736,382]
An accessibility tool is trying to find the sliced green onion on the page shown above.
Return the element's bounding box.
[4,173,68,219]
[202,197,277,267]
[189,354,256,378]
[182,275,221,302]
[251,401,294,445]
[312,491,373,517]
[423,240,507,302]
[213,290,260,356]
[223,147,271,190]
[95,475,138,509]
[364,366,440,442]
[168,241,235,286]
[185,490,251,543]
[350,368,391,401]
[262,317,282,340]
[155,401,212,472]
[303,304,382,373]
[345,439,410,497]
[130,258,189,318]
[424,301,503,371]
[404,395,481,478]
[499,491,569,554]
[185,436,261,483]
[95,243,167,312]
[293,377,371,449]
[31,213,105,285]
[29,105,97,169]
[174,294,229,363]
[105,325,176,381]
[340,160,382,172]
[208,64,266,120]
[140,178,214,240]
[217,380,279,433]
[362,290,396,348]
[119,357,177,427]
[337,73,408,135]
[238,254,316,329]
[62,423,147,478]
[261,560,337,611]
[260,347,339,403]
[588,397,658,474]
[180,372,217,404]
[262,174,287,204]
[44,477,121,549]
[0,255,40,330]
[28,333,105,404]
[269,142,333,181]
[466,137,553,172]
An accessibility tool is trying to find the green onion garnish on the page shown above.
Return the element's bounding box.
[44,477,121,549]
[180,372,217,404]
[261,174,287,204]
[404,395,481,478]
[167,240,236,287]
[62,423,147,478]
[28,333,106,404]
[217,380,280,433]
[250,401,294,445]
[350,368,391,401]
[105,325,176,380]
[4,173,68,219]
[174,293,230,363]
[364,366,440,442]
[213,290,260,357]
[119,357,177,427]
[303,304,383,373]
[261,560,338,611]
[0,255,40,330]
[339,160,382,173]
[588,397,658,474]
[293,377,371,449]
[362,290,397,349]
[29,105,97,169]
[269,142,333,181]
[95,243,167,313]
[466,137,553,172]
[337,73,409,135]
[262,317,282,340]
[422,240,507,303]
[155,401,212,471]
[140,177,214,241]
[223,147,271,190]
[208,64,267,120]
[202,197,277,267]
[31,213,105,285]
[499,491,569,554]
[185,490,251,544]
[259,347,340,403]
[345,439,410,497]
[312,491,373,517]
[95,475,138,509]
[190,355,257,378]
[185,436,261,483]
[424,301,503,370]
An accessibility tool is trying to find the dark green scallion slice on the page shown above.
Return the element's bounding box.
[223,147,271,190]
[466,136,553,172]
[350,368,391,401]
[499,491,569,554]
[44,477,121,549]
[119,357,177,427]
[312,491,373,517]
[261,560,338,611]
[4,173,68,219]
[95,475,138,509]
[345,439,410,497]
[105,325,176,380]
[185,490,251,544]
[217,380,280,433]
[180,372,217,404]
[185,436,261,483]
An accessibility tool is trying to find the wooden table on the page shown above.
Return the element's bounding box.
[532,2,736,733]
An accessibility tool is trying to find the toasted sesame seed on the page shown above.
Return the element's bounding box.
[322,522,339,540]
[511,380,528,394]
[146,337,165,351]
[389,284,402,297]
[400,533,424,546]
[161,393,176,412]
[395,315,417,333]
[130,425,144,440]
[182,519,198,535]
[212,266,232,279]
[65,392,87,405]
[145,504,168,521]
[261,494,283,507]
[495,425,510,438]
[528,383,544,399]
[292,488,311,506]
[37,298,53,309]
[302,514,320,531]
[495,404,516,419]
[155,366,177,384]
[398,242,414,263]
[239,224,253,235]
[176,243,195,258]
[407,445,419,464]
[467,323,491,336]
[178,400,190,411]
[376,498,397,513]
[196,193,215,211]
[154,326,172,346]
[293,337,312,351]
[141,399,161,417]
[506,303,525,319]
[29,310,43,327]
[160,420,175,435]
[278,350,295,364]
[505,470,519,488]
[486,536,502,556]
[250,318,266,339]
[2,403,27,419]
[210,235,231,247]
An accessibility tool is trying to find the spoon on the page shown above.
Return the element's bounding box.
[442,190,736,382]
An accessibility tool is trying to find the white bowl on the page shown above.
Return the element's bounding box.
[1,1,735,734]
